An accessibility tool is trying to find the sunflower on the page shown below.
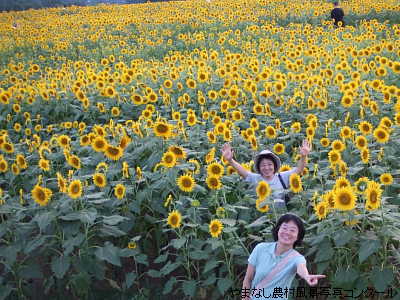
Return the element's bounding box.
[364,181,382,211]
[358,121,373,135]
[355,177,370,193]
[209,219,223,238]
[206,176,222,190]
[114,184,126,200]
[68,154,81,169]
[161,151,177,168]
[80,135,91,146]
[105,145,124,161]
[328,150,341,165]
[340,126,352,139]
[320,138,330,148]
[322,190,335,209]
[265,126,277,139]
[168,145,186,159]
[334,187,356,211]
[153,121,173,139]
[11,163,20,175]
[354,135,368,150]
[331,140,345,152]
[39,159,50,171]
[177,173,195,192]
[373,127,389,144]
[167,210,182,229]
[334,177,351,190]
[256,181,271,199]
[56,172,67,193]
[57,135,71,148]
[119,135,132,150]
[68,180,83,199]
[2,142,14,154]
[273,143,285,155]
[379,173,393,185]
[256,197,270,212]
[341,95,353,107]
[31,185,52,206]
[93,173,106,188]
[207,162,224,178]
[314,201,328,220]
[92,136,108,152]
[205,148,216,164]
[16,154,28,169]
[360,148,370,164]
[289,173,303,193]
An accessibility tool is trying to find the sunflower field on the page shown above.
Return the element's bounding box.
[0,0,400,299]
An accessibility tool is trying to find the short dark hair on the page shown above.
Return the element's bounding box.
[272,214,305,248]
[333,1,339,5]
[256,154,278,173]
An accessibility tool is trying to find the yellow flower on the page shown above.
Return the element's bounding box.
[39,158,50,171]
[373,127,389,143]
[161,151,177,168]
[358,121,373,135]
[328,150,341,165]
[92,136,108,152]
[279,164,291,172]
[334,177,351,190]
[31,185,52,206]
[209,219,223,238]
[57,172,67,193]
[105,145,124,161]
[360,148,370,164]
[289,173,302,193]
[256,197,270,213]
[67,154,81,169]
[256,181,271,199]
[177,173,195,192]
[205,148,216,164]
[153,121,173,139]
[331,140,345,152]
[68,180,83,199]
[314,201,328,220]
[114,184,126,199]
[167,210,182,229]
[207,162,224,178]
[93,173,107,188]
[168,145,186,159]
[273,143,285,155]
[364,181,382,211]
[320,138,330,148]
[379,173,393,185]
[265,126,277,139]
[334,187,356,211]
[206,176,222,190]
[57,135,71,148]
[127,242,137,249]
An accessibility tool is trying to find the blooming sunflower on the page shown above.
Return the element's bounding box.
[105,145,124,161]
[206,176,222,190]
[207,162,224,178]
[279,164,291,172]
[256,181,271,199]
[167,210,182,229]
[328,150,341,165]
[360,148,370,164]
[320,138,330,148]
[31,185,52,206]
[161,151,177,168]
[354,135,368,150]
[331,140,345,152]
[16,154,28,169]
[265,126,277,139]
[92,136,108,152]
[39,159,50,171]
[114,183,126,200]
[364,181,382,211]
[68,180,83,199]
[354,177,370,193]
[57,135,71,148]
[322,190,335,209]
[334,187,356,211]
[373,127,389,143]
[168,145,186,159]
[93,173,107,188]
[209,219,223,238]
[379,173,393,185]
[273,143,285,155]
[256,197,270,213]
[177,173,195,192]
[314,201,328,220]
[358,121,373,135]
[334,177,351,190]
[289,173,302,193]
[68,154,81,169]
[153,121,173,139]
[56,172,67,193]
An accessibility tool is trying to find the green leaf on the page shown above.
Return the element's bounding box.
[217,278,233,295]
[359,239,381,263]
[0,284,13,300]
[189,250,208,260]
[147,269,161,278]
[334,268,359,287]
[163,277,177,295]
[60,208,97,224]
[25,235,47,254]
[203,260,219,273]
[63,234,84,255]
[35,212,54,232]
[221,218,236,226]
[51,256,71,279]
[160,261,180,275]
[99,224,127,237]
[182,280,197,297]
[315,239,334,262]
[334,229,355,247]
[171,237,186,249]
[246,215,270,228]
[154,253,169,264]
[124,272,137,289]
[102,215,127,226]
[371,267,394,292]
[94,242,121,267]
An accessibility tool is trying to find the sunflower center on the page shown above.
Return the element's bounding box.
[339,193,350,205]
[156,124,168,133]
[370,191,377,203]
[182,178,192,187]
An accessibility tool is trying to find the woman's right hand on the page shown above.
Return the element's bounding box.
[221,143,234,162]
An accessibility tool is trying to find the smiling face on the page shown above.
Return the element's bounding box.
[277,221,299,247]
[259,158,276,179]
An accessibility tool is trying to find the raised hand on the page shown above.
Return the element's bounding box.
[221,143,234,162]
[299,139,311,156]
[305,274,326,286]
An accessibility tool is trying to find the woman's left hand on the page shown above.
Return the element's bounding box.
[299,139,311,157]
[305,274,326,286]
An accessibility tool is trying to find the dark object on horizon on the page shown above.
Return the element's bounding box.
[330,1,345,26]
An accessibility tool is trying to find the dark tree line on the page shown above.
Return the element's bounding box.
[0,0,168,12]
